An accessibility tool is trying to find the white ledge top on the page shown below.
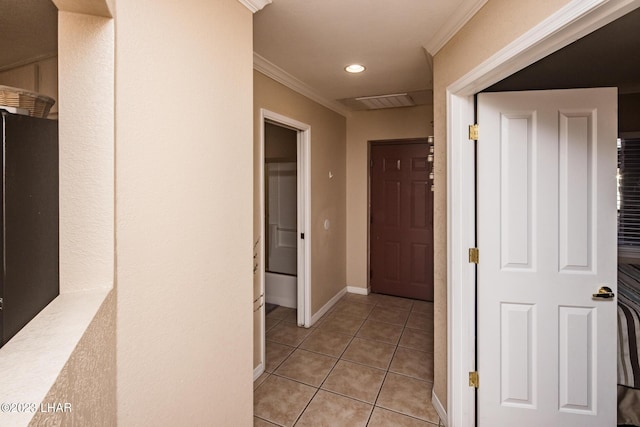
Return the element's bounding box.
[0,288,112,426]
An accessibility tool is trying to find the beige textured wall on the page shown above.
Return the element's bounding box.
[431,0,573,409]
[253,71,347,315]
[58,11,114,293]
[28,291,116,427]
[345,106,433,291]
[115,0,254,424]
[28,9,117,426]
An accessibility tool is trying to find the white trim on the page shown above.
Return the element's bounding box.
[447,91,477,427]
[446,1,640,426]
[237,0,271,13]
[432,389,448,427]
[310,287,347,326]
[254,53,350,118]
[346,286,369,295]
[253,363,265,381]
[298,122,312,328]
[258,114,267,375]
[448,0,640,96]
[424,0,489,56]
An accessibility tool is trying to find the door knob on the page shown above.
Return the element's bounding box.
[592,286,615,300]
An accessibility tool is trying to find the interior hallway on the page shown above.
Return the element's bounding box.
[254,292,441,426]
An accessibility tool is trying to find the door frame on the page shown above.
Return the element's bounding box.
[259,109,312,338]
[368,138,433,298]
[446,0,640,425]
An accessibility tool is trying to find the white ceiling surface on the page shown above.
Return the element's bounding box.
[0,0,58,71]
[1,0,486,111]
[253,0,487,111]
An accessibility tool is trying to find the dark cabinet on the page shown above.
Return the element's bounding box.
[0,110,59,348]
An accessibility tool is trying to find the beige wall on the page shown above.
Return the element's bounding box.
[58,11,114,293]
[115,0,254,424]
[431,0,573,409]
[254,71,347,315]
[345,106,433,291]
[28,292,116,427]
[20,7,116,427]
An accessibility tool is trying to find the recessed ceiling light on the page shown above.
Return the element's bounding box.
[345,64,366,73]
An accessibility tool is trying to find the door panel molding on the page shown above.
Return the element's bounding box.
[369,139,434,301]
[477,88,616,426]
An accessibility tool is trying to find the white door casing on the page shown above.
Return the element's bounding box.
[255,109,311,380]
[446,2,640,425]
[476,88,617,426]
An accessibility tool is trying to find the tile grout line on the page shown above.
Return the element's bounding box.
[292,295,382,426]
[289,300,346,427]
[365,298,412,426]
[257,295,436,425]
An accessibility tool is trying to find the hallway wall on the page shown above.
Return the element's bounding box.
[253,70,347,319]
[115,0,255,424]
[432,0,573,410]
[345,106,433,292]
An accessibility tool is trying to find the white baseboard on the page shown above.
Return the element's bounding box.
[432,389,448,426]
[346,286,369,295]
[310,287,347,326]
[253,363,265,381]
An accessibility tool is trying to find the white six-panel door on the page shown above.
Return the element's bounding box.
[477,88,617,426]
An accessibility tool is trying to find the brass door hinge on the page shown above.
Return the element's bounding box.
[469,371,479,388]
[469,124,479,141]
[469,248,479,264]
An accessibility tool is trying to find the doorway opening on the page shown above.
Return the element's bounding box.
[259,109,311,370]
[447,1,640,425]
[264,121,298,313]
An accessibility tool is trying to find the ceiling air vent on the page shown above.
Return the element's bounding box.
[356,93,415,109]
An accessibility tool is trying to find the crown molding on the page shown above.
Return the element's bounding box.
[253,53,350,117]
[424,0,489,56]
[52,0,113,17]
[238,0,272,13]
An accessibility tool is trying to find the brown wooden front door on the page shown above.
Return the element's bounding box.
[370,140,433,301]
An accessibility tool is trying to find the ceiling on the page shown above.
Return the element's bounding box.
[0,0,57,71]
[253,0,488,112]
[4,1,639,111]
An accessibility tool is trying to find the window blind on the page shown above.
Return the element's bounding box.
[618,138,640,247]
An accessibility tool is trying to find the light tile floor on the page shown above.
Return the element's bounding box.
[254,292,442,426]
